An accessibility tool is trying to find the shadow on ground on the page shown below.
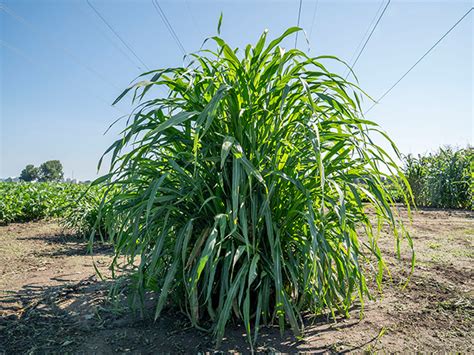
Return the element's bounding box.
[19,232,113,257]
[1,213,472,353]
[0,274,366,353]
[0,275,109,353]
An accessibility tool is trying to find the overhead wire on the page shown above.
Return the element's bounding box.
[365,7,474,114]
[86,0,150,70]
[0,3,121,91]
[308,0,319,52]
[294,0,303,48]
[344,0,386,75]
[345,0,391,79]
[0,39,35,65]
[77,2,142,71]
[184,0,202,36]
[0,39,127,114]
[151,0,186,56]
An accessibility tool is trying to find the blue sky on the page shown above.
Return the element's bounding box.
[1,0,472,180]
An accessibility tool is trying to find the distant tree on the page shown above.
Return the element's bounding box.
[19,164,39,182]
[38,160,64,182]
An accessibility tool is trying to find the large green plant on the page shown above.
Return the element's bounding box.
[403,147,472,209]
[404,154,428,206]
[96,27,413,346]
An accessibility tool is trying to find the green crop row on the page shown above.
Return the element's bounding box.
[403,147,473,209]
[0,182,104,236]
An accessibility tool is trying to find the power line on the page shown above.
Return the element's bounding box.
[345,0,391,79]
[152,0,186,56]
[308,0,319,51]
[0,39,127,114]
[184,0,202,36]
[294,0,303,48]
[152,0,186,55]
[365,7,474,114]
[0,4,121,91]
[86,0,150,70]
[344,0,385,75]
[0,39,35,65]
[77,2,141,71]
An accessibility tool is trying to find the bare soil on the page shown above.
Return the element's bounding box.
[0,208,473,353]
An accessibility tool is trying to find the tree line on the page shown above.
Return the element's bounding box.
[19,160,64,182]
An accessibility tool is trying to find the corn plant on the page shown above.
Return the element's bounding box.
[403,147,472,209]
[60,186,107,237]
[96,27,413,346]
[404,154,428,206]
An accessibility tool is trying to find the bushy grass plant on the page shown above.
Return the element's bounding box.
[96,27,413,346]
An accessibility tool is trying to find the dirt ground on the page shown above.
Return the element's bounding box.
[0,208,473,353]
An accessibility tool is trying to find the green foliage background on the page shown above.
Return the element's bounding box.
[0,182,102,235]
[403,147,472,209]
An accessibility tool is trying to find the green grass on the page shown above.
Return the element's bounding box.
[428,242,441,250]
[94,26,413,347]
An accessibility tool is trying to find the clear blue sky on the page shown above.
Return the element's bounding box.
[1,0,472,181]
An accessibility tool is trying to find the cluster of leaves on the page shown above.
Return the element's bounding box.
[61,186,109,238]
[403,147,473,209]
[95,27,413,347]
[0,182,103,235]
[19,160,64,182]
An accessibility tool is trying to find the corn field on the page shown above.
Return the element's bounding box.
[403,147,473,209]
[94,27,414,346]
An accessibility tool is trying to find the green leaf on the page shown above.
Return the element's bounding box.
[217,12,223,35]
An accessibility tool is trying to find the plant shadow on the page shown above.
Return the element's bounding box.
[0,275,365,353]
[19,232,113,257]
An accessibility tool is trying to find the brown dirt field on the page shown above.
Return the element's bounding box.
[0,208,473,353]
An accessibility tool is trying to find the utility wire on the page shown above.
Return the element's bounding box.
[0,39,127,114]
[0,39,35,65]
[344,0,385,75]
[365,7,474,114]
[294,0,303,48]
[0,4,121,91]
[308,0,319,51]
[78,2,141,71]
[152,0,186,56]
[345,0,391,79]
[184,0,202,36]
[86,0,150,70]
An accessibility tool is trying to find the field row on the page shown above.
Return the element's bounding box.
[0,182,102,236]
